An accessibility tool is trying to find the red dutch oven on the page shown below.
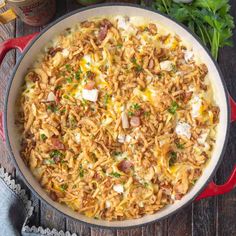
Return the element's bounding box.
[0,4,236,229]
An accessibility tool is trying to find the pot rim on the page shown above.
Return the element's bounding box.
[3,3,231,229]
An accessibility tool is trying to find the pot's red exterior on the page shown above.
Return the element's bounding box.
[0,34,236,202]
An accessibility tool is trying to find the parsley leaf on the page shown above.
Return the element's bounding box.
[60,183,68,191]
[131,58,143,72]
[110,172,121,178]
[168,101,179,115]
[169,151,177,166]
[176,142,184,149]
[151,0,234,60]
[40,134,47,141]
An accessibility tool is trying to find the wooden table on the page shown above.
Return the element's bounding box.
[1,0,236,235]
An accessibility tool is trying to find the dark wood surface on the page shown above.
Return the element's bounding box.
[0,0,236,235]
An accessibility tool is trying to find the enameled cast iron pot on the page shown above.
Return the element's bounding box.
[0,4,236,229]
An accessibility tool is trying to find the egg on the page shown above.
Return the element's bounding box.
[82,89,99,102]
[113,184,124,193]
[175,122,191,139]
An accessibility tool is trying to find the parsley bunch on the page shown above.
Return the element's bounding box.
[151,0,234,60]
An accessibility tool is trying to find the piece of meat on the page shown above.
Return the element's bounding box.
[84,81,95,90]
[98,25,109,41]
[27,71,39,82]
[48,47,62,57]
[51,137,65,150]
[98,19,113,41]
[130,116,141,127]
[117,160,133,174]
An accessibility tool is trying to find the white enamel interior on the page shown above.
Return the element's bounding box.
[5,5,228,227]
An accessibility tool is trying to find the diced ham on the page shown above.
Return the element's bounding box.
[84,81,95,90]
[51,137,65,150]
[130,116,141,127]
[98,25,109,41]
[117,160,133,174]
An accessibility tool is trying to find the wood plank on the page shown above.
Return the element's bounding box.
[192,198,217,236]
[117,228,142,236]
[91,228,117,236]
[167,205,192,236]
[0,5,16,175]
[142,220,168,236]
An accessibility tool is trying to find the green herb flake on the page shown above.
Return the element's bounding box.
[176,142,184,149]
[169,151,177,167]
[110,172,121,178]
[55,85,62,91]
[112,151,122,157]
[40,134,47,141]
[104,93,110,106]
[60,183,68,192]
[117,43,123,48]
[132,103,141,110]
[79,164,84,178]
[144,111,151,117]
[65,64,72,72]
[66,77,73,83]
[75,68,82,80]
[47,105,58,112]
[128,111,134,116]
[168,101,179,115]
[131,58,143,72]
[49,150,63,158]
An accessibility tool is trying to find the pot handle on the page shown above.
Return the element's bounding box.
[0,33,38,141]
[196,95,236,200]
[0,33,38,65]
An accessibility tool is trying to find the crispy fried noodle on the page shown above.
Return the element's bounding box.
[18,16,220,221]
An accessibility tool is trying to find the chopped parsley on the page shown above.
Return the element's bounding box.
[47,104,58,112]
[117,43,123,48]
[169,151,177,166]
[86,70,94,79]
[112,151,122,157]
[110,172,121,178]
[144,111,151,117]
[55,85,62,91]
[66,77,73,83]
[168,101,179,115]
[65,64,72,72]
[79,164,84,178]
[128,111,134,116]
[132,103,141,110]
[49,150,63,159]
[60,183,68,191]
[104,93,110,107]
[131,58,143,72]
[75,68,82,80]
[176,142,184,149]
[40,134,47,141]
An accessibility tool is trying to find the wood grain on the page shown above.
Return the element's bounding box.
[0,5,16,175]
[0,0,236,235]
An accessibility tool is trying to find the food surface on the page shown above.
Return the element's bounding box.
[19,16,220,220]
